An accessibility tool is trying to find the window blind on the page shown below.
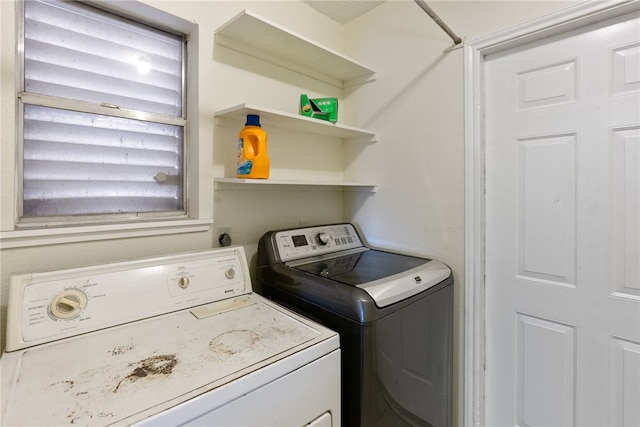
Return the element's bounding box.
[23,105,183,216]
[21,0,186,218]
[24,0,183,116]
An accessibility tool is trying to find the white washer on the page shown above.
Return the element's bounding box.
[1,247,341,426]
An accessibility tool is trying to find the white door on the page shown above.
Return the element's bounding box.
[485,11,640,427]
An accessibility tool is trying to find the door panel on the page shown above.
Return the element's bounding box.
[518,134,576,286]
[609,336,640,427]
[516,314,576,427]
[516,59,577,109]
[485,12,640,426]
[612,126,640,298]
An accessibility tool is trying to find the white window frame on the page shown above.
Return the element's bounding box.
[0,0,208,250]
[15,0,201,228]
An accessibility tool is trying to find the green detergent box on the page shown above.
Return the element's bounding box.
[300,94,338,123]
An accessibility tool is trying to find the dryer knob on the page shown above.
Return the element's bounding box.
[316,232,330,245]
[178,276,190,289]
[50,289,87,320]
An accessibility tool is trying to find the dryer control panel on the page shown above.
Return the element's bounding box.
[274,224,364,262]
[5,248,251,351]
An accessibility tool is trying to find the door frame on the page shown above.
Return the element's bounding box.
[463,1,640,425]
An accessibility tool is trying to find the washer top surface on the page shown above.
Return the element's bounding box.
[1,294,336,427]
[264,224,452,307]
[292,249,429,286]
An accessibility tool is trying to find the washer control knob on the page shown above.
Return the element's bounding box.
[178,276,190,289]
[50,290,87,320]
[316,232,330,245]
[225,268,236,279]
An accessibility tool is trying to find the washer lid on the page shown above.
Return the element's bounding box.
[292,250,452,307]
[291,249,426,285]
[357,259,451,307]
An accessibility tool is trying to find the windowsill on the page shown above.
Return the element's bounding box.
[0,218,213,249]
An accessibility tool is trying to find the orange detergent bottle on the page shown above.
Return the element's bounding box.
[237,114,269,179]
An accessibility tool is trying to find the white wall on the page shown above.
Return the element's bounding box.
[342,1,578,424]
[146,0,354,267]
[0,0,578,423]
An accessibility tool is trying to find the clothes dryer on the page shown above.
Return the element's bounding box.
[1,247,340,426]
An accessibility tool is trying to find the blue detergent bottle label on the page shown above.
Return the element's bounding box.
[237,137,253,175]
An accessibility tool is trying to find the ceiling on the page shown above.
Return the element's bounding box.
[301,1,387,24]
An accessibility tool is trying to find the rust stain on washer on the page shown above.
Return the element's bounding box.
[113,354,177,393]
[109,344,134,356]
[45,380,74,392]
[208,329,260,355]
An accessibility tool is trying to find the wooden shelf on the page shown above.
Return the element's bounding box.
[215,10,376,88]
[214,178,377,192]
[213,11,377,194]
[215,104,376,142]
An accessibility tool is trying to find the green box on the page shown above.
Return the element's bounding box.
[300,94,338,123]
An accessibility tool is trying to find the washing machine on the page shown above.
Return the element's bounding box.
[255,223,453,427]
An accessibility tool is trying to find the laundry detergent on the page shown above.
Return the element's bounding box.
[237,114,269,179]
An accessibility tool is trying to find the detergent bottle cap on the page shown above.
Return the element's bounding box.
[245,114,261,127]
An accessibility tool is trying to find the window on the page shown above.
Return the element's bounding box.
[18,0,195,224]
